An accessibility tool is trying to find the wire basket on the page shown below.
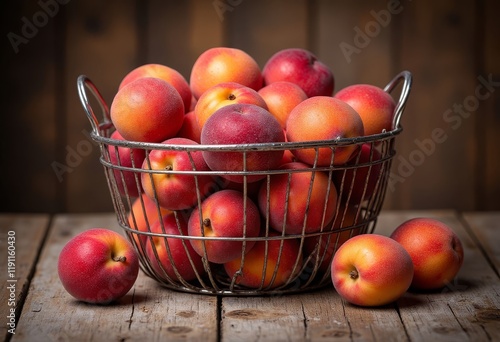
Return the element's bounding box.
[77,71,412,296]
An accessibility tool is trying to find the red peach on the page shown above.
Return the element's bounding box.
[177,111,202,143]
[334,84,396,136]
[145,212,205,282]
[190,47,263,99]
[141,137,216,211]
[118,63,192,112]
[262,48,334,97]
[258,162,338,235]
[110,77,184,143]
[187,189,261,264]
[286,96,364,166]
[390,218,464,290]
[201,103,285,184]
[58,228,139,304]
[107,130,146,198]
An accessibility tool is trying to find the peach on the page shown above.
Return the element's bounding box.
[110,77,184,143]
[258,162,338,235]
[141,137,216,211]
[145,212,205,282]
[58,228,139,304]
[107,130,146,198]
[334,84,396,136]
[331,234,414,307]
[177,111,202,143]
[190,47,263,99]
[334,143,383,204]
[262,48,334,97]
[390,218,464,290]
[224,232,303,289]
[286,96,364,166]
[201,103,285,183]
[194,82,268,131]
[304,205,363,273]
[127,193,171,248]
[118,63,192,112]
[187,189,261,264]
[257,81,308,129]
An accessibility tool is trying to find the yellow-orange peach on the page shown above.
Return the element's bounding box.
[331,234,414,307]
[224,232,303,289]
[390,218,464,290]
[110,77,185,143]
[190,47,263,99]
[194,82,268,131]
[334,84,396,136]
[286,96,364,166]
[119,63,192,112]
[258,162,338,235]
[258,81,308,129]
[127,193,171,248]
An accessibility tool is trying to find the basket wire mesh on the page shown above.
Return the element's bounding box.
[77,71,412,296]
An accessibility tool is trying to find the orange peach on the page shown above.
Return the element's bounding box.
[286,96,364,166]
[187,189,261,264]
[334,84,396,136]
[146,212,205,282]
[390,218,464,290]
[258,162,338,235]
[110,77,185,142]
[194,82,268,131]
[258,81,308,129]
[177,111,202,143]
[118,63,192,112]
[190,47,263,99]
[224,232,303,289]
[127,193,171,247]
[331,234,414,307]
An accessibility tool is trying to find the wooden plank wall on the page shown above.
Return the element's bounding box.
[2,0,499,213]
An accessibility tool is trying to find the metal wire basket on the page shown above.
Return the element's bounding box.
[77,70,412,296]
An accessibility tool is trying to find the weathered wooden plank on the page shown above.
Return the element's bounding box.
[63,0,140,212]
[13,213,218,342]
[462,211,500,276]
[385,0,478,211]
[0,214,50,340]
[225,0,309,66]
[376,210,500,342]
[2,1,60,212]
[477,0,500,210]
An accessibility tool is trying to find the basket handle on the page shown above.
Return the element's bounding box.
[77,75,110,136]
[384,70,412,130]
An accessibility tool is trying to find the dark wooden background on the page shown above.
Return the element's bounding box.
[2,0,499,213]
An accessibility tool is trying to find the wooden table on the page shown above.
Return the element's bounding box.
[1,211,499,341]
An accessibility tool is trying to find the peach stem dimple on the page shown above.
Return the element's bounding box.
[350,269,359,280]
[113,255,127,263]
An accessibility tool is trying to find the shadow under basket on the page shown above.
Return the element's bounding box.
[77,71,412,296]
